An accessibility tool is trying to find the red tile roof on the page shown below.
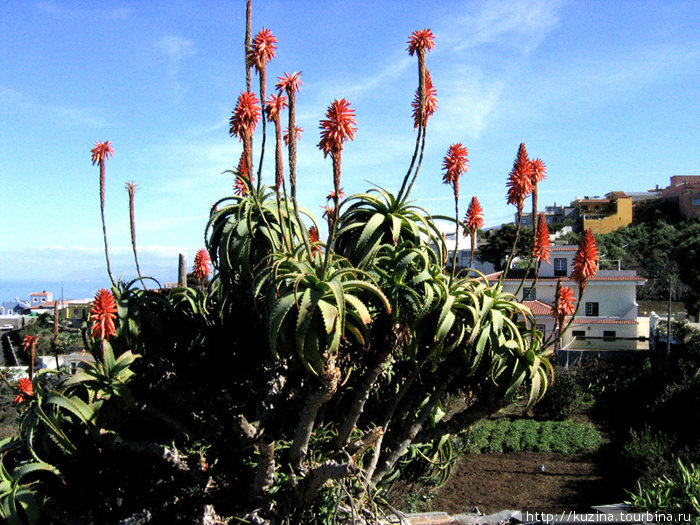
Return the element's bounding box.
[523,300,553,316]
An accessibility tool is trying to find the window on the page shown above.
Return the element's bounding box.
[33,297,38,303]
[554,258,567,277]
[536,324,546,335]
[41,297,46,303]
[523,287,536,300]
[70,361,79,375]
[572,330,586,340]
[692,197,700,206]
[585,302,599,316]
[603,330,616,342]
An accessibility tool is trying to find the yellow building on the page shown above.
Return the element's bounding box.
[575,191,633,234]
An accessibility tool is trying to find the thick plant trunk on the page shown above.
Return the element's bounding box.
[335,337,394,448]
[289,357,340,468]
[371,380,449,484]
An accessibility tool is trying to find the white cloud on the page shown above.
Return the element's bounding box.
[0,85,109,128]
[155,35,196,63]
[155,35,197,96]
[444,0,565,54]
[36,2,131,21]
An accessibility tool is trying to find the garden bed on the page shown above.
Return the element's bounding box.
[392,450,624,516]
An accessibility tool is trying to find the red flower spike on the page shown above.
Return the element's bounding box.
[442,143,469,196]
[248,28,277,72]
[21,335,39,353]
[90,288,118,340]
[464,196,484,233]
[412,70,438,129]
[14,378,33,405]
[229,91,261,140]
[571,229,599,286]
[90,141,114,165]
[326,189,346,201]
[407,29,435,56]
[234,152,253,196]
[553,285,577,331]
[265,93,288,122]
[284,126,303,145]
[275,71,303,93]
[506,143,534,211]
[530,158,547,184]
[532,213,552,264]
[308,226,322,254]
[318,99,357,157]
[193,249,212,281]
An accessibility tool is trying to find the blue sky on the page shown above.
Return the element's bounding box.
[1,0,698,301]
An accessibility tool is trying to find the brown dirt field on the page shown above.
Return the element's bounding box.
[392,450,625,516]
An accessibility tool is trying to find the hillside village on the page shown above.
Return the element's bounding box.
[4,175,698,380]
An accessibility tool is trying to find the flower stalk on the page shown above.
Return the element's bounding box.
[124,182,144,287]
[91,141,116,287]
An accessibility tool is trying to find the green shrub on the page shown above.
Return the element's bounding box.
[534,370,582,421]
[621,426,675,483]
[626,458,700,520]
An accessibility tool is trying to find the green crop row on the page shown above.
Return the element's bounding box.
[460,418,603,454]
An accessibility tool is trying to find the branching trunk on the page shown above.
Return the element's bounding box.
[290,357,340,468]
[335,343,393,448]
[302,460,357,503]
[99,430,190,471]
[251,438,276,499]
[415,398,499,444]
[371,379,450,484]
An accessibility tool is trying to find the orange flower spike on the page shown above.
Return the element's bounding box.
[319,99,357,194]
[442,143,469,198]
[530,158,547,184]
[326,189,346,201]
[193,249,212,281]
[318,99,357,157]
[229,91,261,140]
[21,335,39,353]
[275,71,303,94]
[411,70,438,129]
[14,378,34,405]
[506,143,534,216]
[90,288,118,340]
[248,27,277,72]
[532,213,552,264]
[283,126,303,146]
[407,29,436,56]
[464,196,484,233]
[90,141,114,165]
[571,229,599,287]
[234,152,253,196]
[265,93,288,123]
[308,226,322,255]
[553,285,577,331]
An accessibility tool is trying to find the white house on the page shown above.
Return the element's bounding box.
[487,246,646,351]
[435,223,496,276]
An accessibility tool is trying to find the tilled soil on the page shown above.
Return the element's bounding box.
[393,450,625,516]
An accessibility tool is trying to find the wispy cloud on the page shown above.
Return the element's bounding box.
[0,85,109,128]
[155,35,197,96]
[443,0,565,54]
[36,2,131,21]
[155,35,196,63]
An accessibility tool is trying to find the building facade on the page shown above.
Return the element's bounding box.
[573,192,633,234]
[660,175,700,219]
[488,246,645,351]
